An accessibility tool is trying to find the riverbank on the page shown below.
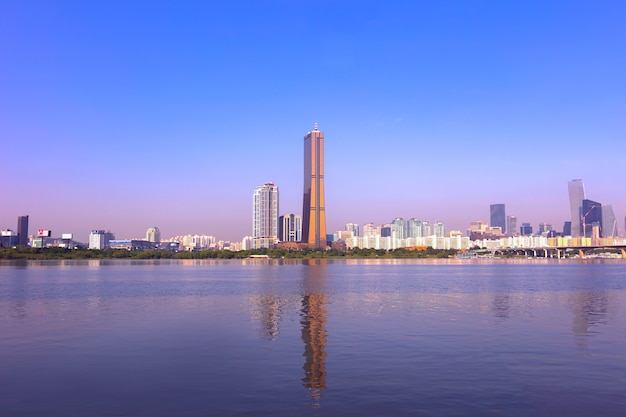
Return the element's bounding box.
[0,247,458,260]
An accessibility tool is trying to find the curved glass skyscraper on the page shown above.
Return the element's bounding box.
[568,179,586,237]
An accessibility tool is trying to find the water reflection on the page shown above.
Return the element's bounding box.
[570,291,609,349]
[300,259,328,405]
[251,294,284,340]
[10,274,28,319]
[567,266,613,350]
[491,294,511,319]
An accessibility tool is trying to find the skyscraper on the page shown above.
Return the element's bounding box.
[253,182,279,249]
[17,215,28,246]
[506,215,517,237]
[601,205,617,237]
[301,123,327,249]
[563,221,572,236]
[490,204,506,234]
[568,179,586,237]
[581,199,601,238]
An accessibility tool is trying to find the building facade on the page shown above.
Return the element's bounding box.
[506,215,517,237]
[279,214,302,242]
[568,179,586,237]
[520,223,533,236]
[563,221,572,236]
[146,226,161,243]
[301,123,327,249]
[406,218,422,238]
[362,223,376,237]
[581,199,602,238]
[601,205,617,237]
[490,204,506,235]
[391,218,405,239]
[0,230,19,247]
[253,182,279,249]
[345,223,360,238]
[433,221,446,238]
[89,230,108,250]
[17,215,29,246]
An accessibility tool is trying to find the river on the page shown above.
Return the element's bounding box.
[1,259,625,416]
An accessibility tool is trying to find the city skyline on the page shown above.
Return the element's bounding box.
[2,2,625,242]
[2,175,624,244]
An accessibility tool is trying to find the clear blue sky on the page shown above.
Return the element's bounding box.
[1,0,625,242]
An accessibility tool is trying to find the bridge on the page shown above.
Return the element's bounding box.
[492,245,626,259]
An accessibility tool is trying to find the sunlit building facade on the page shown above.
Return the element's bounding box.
[253,182,279,249]
[301,123,327,248]
[279,214,302,242]
[89,230,108,250]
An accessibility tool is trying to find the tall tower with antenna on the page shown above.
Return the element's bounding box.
[301,123,327,248]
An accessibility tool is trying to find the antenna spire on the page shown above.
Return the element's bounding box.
[314,121,318,131]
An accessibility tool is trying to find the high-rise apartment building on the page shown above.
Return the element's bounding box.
[434,221,446,238]
[17,215,29,246]
[490,204,506,234]
[301,123,327,248]
[146,226,161,243]
[568,179,586,237]
[362,223,376,237]
[406,218,423,238]
[253,182,279,249]
[279,214,302,242]
[422,221,431,237]
[345,223,360,238]
[391,218,406,239]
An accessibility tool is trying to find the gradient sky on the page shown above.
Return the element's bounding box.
[1,0,625,242]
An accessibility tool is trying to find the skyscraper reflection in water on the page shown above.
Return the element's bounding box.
[300,260,328,404]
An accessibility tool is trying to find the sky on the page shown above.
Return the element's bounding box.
[1,0,625,243]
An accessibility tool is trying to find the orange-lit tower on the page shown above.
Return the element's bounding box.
[302,122,327,248]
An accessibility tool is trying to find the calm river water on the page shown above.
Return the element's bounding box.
[1,259,625,416]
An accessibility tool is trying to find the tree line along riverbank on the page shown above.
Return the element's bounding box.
[0,247,458,260]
